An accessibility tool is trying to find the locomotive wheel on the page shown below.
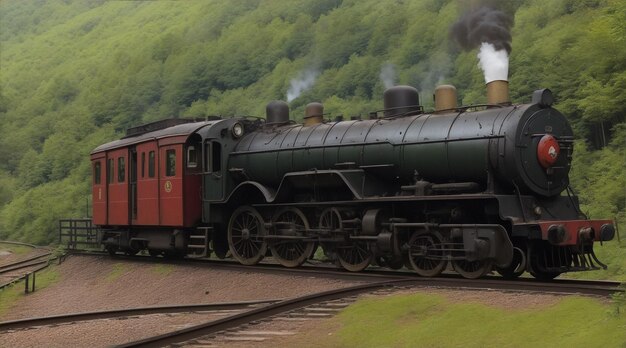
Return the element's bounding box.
[318,208,343,263]
[408,232,447,277]
[227,206,267,266]
[529,269,560,281]
[269,207,315,268]
[318,208,343,234]
[528,243,563,280]
[337,242,373,272]
[452,259,493,279]
[496,247,526,279]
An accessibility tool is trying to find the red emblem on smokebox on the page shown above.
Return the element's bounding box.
[537,134,560,168]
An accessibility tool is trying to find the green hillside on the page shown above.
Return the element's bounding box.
[0,0,624,253]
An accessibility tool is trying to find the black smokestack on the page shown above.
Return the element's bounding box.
[451,6,513,54]
[451,6,514,83]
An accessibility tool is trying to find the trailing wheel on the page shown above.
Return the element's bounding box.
[337,242,373,272]
[407,232,447,277]
[227,206,267,265]
[452,259,493,279]
[269,207,315,267]
[496,247,526,279]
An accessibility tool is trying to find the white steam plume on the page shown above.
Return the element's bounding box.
[287,69,319,102]
[477,42,509,83]
[379,62,396,89]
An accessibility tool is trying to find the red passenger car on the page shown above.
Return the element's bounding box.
[91,119,206,255]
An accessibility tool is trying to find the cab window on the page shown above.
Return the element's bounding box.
[204,142,221,172]
[212,143,221,172]
[187,146,197,168]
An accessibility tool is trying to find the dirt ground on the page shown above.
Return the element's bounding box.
[0,254,584,347]
[0,254,358,321]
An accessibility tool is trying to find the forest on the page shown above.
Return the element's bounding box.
[0,0,624,249]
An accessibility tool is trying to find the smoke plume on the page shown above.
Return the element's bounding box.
[476,42,508,82]
[379,62,396,89]
[286,69,319,102]
[451,6,513,83]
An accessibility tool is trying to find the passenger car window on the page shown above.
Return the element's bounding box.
[107,158,114,184]
[118,157,125,182]
[148,151,155,178]
[141,152,145,178]
[166,149,176,176]
[94,161,101,184]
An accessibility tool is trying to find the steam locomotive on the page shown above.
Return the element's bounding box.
[90,81,615,279]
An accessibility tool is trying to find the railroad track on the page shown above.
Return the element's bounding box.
[0,249,54,290]
[3,251,623,347]
[0,299,281,332]
[117,272,624,348]
[0,253,52,275]
[67,251,623,297]
[0,241,42,249]
[117,279,417,348]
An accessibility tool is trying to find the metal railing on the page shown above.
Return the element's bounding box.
[58,219,101,250]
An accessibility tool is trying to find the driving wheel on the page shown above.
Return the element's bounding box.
[227,206,267,265]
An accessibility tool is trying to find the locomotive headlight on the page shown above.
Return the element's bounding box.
[232,123,244,138]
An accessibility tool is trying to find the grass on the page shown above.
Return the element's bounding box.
[105,263,129,282]
[308,293,626,348]
[0,266,60,319]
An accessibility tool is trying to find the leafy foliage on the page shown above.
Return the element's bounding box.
[0,0,624,253]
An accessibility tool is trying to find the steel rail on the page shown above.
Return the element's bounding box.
[65,251,623,297]
[117,279,419,348]
[0,299,283,331]
[0,241,41,249]
[0,252,52,271]
[0,259,49,275]
[0,256,54,290]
